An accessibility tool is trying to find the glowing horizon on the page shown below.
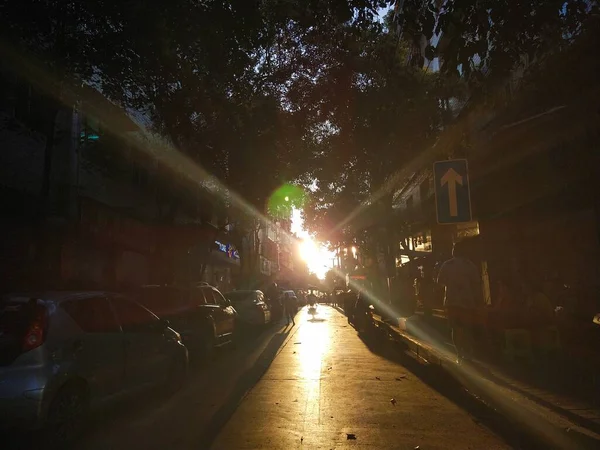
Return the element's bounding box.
[292,208,334,279]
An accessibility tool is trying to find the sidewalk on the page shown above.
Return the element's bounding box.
[372,312,600,449]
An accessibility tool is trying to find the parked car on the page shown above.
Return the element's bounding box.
[281,290,298,307]
[295,291,307,307]
[224,290,271,326]
[133,283,236,358]
[264,286,283,322]
[0,291,187,444]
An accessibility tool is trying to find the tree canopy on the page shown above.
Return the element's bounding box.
[2,0,597,283]
[300,21,454,243]
[396,0,598,82]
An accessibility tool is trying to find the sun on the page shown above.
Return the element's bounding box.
[299,238,330,279]
[299,239,318,264]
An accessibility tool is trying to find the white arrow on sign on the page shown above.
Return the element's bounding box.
[441,168,463,217]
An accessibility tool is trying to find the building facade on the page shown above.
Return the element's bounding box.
[0,66,229,291]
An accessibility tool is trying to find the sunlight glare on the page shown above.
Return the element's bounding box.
[299,239,330,279]
[299,320,329,379]
[299,239,318,263]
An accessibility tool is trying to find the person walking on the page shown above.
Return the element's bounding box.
[342,290,357,324]
[307,291,317,306]
[437,241,482,362]
[283,292,297,326]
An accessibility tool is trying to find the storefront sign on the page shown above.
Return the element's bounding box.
[215,240,240,259]
[216,240,228,253]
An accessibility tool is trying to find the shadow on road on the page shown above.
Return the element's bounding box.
[471,360,600,437]
[357,327,600,450]
[193,327,292,448]
[2,324,288,450]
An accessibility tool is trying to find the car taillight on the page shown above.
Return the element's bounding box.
[22,305,48,352]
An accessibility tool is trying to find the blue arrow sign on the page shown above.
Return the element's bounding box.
[434,159,472,224]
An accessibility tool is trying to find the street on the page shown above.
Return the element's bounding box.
[68,306,514,449]
[3,305,527,449]
[2,3,599,449]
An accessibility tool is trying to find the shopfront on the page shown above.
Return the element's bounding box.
[205,240,240,292]
[62,198,156,289]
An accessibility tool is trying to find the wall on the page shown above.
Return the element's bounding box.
[0,111,46,197]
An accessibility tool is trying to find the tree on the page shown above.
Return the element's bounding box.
[100,0,397,284]
[1,0,403,286]
[396,0,598,83]
[300,22,453,287]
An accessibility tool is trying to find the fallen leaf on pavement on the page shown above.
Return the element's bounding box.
[390,398,397,405]
[346,433,356,440]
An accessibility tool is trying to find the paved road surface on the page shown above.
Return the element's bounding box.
[5,306,514,449]
[210,306,507,449]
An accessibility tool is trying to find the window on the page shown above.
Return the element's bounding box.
[62,298,119,333]
[190,288,206,306]
[212,289,228,306]
[111,298,159,333]
[202,288,216,305]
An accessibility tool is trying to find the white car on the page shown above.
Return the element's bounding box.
[225,290,271,326]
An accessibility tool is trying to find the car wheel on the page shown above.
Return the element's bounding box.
[46,382,89,447]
